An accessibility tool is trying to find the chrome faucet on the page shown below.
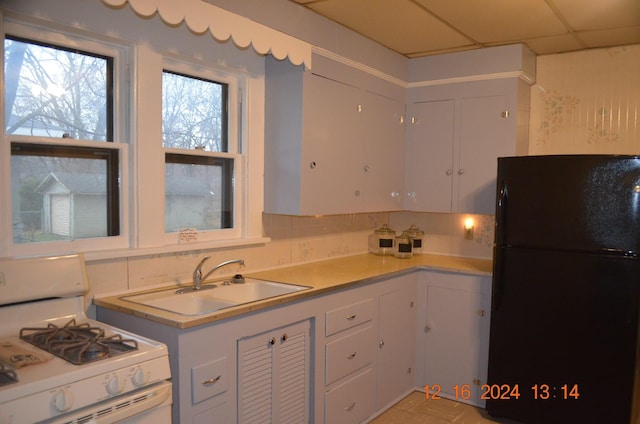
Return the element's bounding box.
[176,256,245,294]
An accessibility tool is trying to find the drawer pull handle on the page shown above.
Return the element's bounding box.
[345,402,356,412]
[347,352,357,360]
[202,375,221,386]
[346,314,357,321]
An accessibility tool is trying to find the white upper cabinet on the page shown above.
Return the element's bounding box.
[404,44,534,214]
[264,55,404,216]
[405,94,514,214]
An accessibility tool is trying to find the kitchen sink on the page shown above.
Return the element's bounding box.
[121,278,310,316]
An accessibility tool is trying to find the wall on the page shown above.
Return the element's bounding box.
[529,44,640,154]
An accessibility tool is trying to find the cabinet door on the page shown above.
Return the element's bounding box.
[455,95,511,214]
[377,286,416,408]
[301,74,363,214]
[237,320,310,424]
[421,273,491,406]
[361,91,404,212]
[404,100,455,212]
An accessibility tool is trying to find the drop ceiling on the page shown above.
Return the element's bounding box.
[290,0,640,57]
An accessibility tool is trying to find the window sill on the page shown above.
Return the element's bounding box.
[84,237,271,262]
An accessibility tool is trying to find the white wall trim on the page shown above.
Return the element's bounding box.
[313,45,536,88]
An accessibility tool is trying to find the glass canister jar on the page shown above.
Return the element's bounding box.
[394,231,413,259]
[404,225,425,254]
[368,224,396,256]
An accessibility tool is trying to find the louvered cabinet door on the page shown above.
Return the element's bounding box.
[238,320,311,424]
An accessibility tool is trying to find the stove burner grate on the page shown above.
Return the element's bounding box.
[19,319,138,365]
[0,361,18,386]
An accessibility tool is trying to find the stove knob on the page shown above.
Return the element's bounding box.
[52,389,74,412]
[106,375,125,395]
[131,368,150,387]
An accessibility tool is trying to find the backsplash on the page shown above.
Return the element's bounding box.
[85,211,493,311]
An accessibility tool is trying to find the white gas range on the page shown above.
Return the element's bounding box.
[0,254,172,424]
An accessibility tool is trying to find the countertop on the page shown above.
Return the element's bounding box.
[93,253,492,329]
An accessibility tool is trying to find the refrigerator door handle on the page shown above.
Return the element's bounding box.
[492,249,504,311]
[496,180,508,245]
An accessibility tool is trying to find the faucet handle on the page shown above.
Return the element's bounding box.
[197,256,211,269]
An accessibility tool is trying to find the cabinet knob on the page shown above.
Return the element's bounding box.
[269,337,276,345]
[425,325,431,333]
[363,165,370,172]
[354,190,361,197]
[391,191,400,198]
[407,191,416,198]
[345,402,356,412]
[458,169,465,175]
[309,161,317,169]
[446,169,453,176]
[379,340,385,348]
[347,352,357,360]
[346,314,357,321]
[281,333,288,342]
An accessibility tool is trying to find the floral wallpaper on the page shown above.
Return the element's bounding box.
[530,44,640,155]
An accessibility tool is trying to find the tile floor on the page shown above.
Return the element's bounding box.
[370,391,524,424]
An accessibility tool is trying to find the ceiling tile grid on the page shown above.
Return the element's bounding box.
[291,0,640,57]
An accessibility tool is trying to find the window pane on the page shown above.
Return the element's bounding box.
[11,144,119,243]
[165,154,233,232]
[162,71,228,151]
[4,37,112,140]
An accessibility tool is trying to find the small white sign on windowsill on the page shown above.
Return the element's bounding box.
[178,228,199,243]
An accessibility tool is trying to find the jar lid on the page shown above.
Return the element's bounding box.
[374,224,395,237]
[404,224,425,238]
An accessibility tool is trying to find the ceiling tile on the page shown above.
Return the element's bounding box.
[305,0,473,55]
[551,0,640,30]
[575,26,640,48]
[520,34,585,55]
[414,0,568,42]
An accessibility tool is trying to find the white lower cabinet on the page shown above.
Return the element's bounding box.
[323,274,417,423]
[238,320,311,424]
[377,287,416,409]
[417,270,492,407]
[98,268,495,422]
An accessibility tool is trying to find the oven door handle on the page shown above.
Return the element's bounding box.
[97,381,172,423]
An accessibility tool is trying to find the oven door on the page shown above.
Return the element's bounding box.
[46,380,172,424]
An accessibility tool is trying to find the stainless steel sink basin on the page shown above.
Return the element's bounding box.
[121,278,310,316]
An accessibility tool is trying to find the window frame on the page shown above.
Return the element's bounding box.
[159,57,245,245]
[1,18,130,257]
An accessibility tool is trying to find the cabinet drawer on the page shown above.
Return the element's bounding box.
[193,401,228,424]
[191,356,228,404]
[325,368,376,424]
[326,298,375,336]
[326,325,375,385]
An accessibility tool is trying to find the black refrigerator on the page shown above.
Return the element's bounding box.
[486,155,640,424]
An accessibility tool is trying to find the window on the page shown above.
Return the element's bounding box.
[1,13,263,258]
[5,37,113,140]
[3,22,126,255]
[11,143,119,242]
[162,67,238,237]
[162,71,227,151]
